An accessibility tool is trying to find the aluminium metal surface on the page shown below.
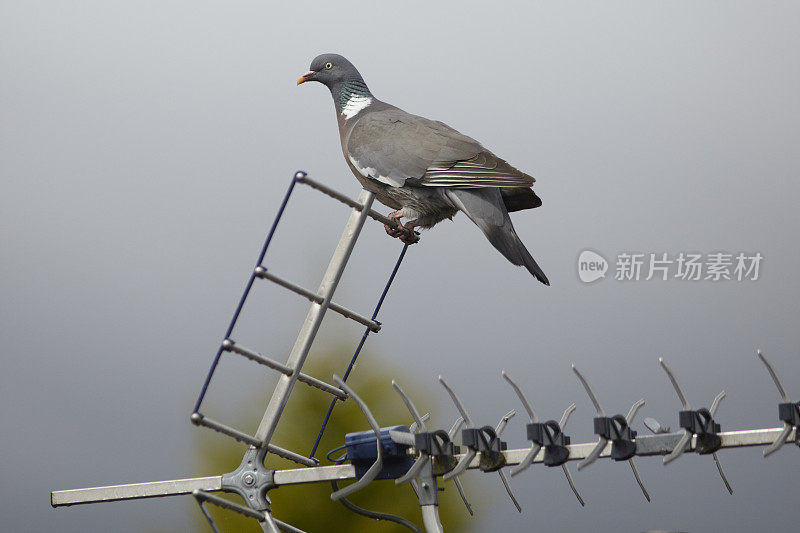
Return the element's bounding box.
[253,188,375,445]
[51,174,406,530]
[51,427,797,504]
[49,172,799,532]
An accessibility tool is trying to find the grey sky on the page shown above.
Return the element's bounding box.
[2,1,799,531]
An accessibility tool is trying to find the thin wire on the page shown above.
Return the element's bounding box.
[330,481,422,533]
[308,243,410,459]
[326,443,348,463]
[192,175,300,414]
[195,498,221,533]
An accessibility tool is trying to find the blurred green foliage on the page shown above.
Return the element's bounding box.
[190,346,480,532]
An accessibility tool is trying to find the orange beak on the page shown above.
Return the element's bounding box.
[296,71,316,85]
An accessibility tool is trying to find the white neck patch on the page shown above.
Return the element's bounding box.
[341,94,373,120]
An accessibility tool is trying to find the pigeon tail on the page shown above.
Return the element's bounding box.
[501,187,542,213]
[446,188,550,285]
[482,218,550,285]
[514,232,550,285]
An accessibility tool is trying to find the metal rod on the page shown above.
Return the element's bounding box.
[190,414,319,466]
[628,459,651,502]
[561,464,585,506]
[396,456,429,485]
[495,410,516,437]
[254,268,380,332]
[559,404,577,429]
[757,350,790,402]
[297,176,369,212]
[274,464,356,486]
[498,469,522,512]
[571,365,606,416]
[659,358,692,410]
[393,380,426,431]
[329,375,384,501]
[499,427,796,465]
[193,489,265,521]
[197,491,303,533]
[59,425,793,507]
[254,190,376,445]
[420,505,443,533]
[501,371,538,422]
[663,432,691,465]
[295,373,349,400]
[713,452,734,494]
[274,518,307,533]
[192,174,300,414]
[412,413,432,434]
[764,423,794,457]
[442,449,476,482]
[196,496,221,533]
[265,443,319,467]
[626,399,646,424]
[452,478,473,516]
[261,511,282,533]
[222,341,347,399]
[296,176,417,242]
[222,339,347,400]
[502,372,543,477]
[191,414,263,447]
[389,430,416,447]
[509,444,541,477]
[710,390,726,417]
[437,376,474,426]
[223,340,293,375]
[51,476,222,506]
[448,417,464,440]
[578,437,608,471]
[308,243,410,459]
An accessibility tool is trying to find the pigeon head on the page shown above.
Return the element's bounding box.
[297,54,373,116]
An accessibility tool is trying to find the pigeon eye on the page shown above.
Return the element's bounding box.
[325,62,333,70]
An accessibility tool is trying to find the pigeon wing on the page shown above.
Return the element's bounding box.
[346,107,534,189]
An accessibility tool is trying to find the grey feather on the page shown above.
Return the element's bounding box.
[346,105,534,189]
[445,188,550,285]
[501,187,542,212]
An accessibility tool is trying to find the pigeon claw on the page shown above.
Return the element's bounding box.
[385,211,405,238]
[399,222,420,245]
[384,211,419,244]
[384,222,405,238]
[399,232,419,245]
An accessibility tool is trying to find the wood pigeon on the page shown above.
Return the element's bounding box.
[297,54,549,285]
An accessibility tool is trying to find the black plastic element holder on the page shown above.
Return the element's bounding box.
[758,351,800,457]
[778,402,800,428]
[527,420,571,466]
[414,430,460,476]
[593,414,638,461]
[678,408,722,454]
[461,426,508,472]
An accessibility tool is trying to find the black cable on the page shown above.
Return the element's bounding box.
[326,443,348,463]
[195,498,221,533]
[308,243,410,459]
[330,481,422,533]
